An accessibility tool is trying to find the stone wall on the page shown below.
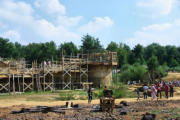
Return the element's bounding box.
[88,65,113,87]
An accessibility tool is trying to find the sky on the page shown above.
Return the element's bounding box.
[0,0,180,48]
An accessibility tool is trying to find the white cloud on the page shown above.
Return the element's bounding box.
[0,0,113,45]
[0,0,34,23]
[0,30,21,42]
[0,0,80,44]
[136,0,176,17]
[34,19,80,42]
[57,16,83,27]
[78,17,113,33]
[142,23,172,31]
[34,0,66,15]
[126,19,180,47]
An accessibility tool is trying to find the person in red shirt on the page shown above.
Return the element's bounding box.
[157,82,162,99]
[164,83,170,99]
[104,86,107,92]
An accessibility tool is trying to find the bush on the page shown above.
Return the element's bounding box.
[174,66,180,72]
[121,64,131,72]
[95,83,136,99]
[157,66,168,77]
[119,64,147,83]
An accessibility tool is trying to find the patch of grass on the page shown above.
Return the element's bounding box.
[168,108,180,118]
[111,83,136,98]
[0,83,137,101]
[26,96,54,102]
[150,109,162,115]
[23,91,53,95]
[55,90,88,101]
[93,83,137,99]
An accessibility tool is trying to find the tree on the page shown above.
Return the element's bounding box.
[117,43,130,68]
[106,41,118,52]
[81,34,103,53]
[166,45,179,67]
[13,42,25,59]
[0,37,15,58]
[132,44,145,64]
[147,55,159,83]
[59,42,78,56]
[24,41,58,63]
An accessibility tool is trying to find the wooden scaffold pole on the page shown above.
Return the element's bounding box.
[13,74,15,93]
[8,74,11,93]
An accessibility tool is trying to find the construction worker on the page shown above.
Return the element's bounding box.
[88,87,92,104]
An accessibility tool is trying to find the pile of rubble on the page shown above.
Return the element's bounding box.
[11,102,81,114]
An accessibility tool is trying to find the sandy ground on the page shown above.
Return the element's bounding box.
[0,96,179,107]
[162,72,180,81]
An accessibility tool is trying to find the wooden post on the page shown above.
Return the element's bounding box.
[116,66,118,85]
[23,74,24,92]
[8,74,10,93]
[43,75,45,91]
[52,74,54,91]
[18,75,20,92]
[13,74,15,93]
[32,74,34,91]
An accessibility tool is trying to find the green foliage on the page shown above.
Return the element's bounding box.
[132,44,145,64]
[58,92,75,101]
[81,34,104,53]
[106,41,118,52]
[93,83,136,99]
[1,35,180,70]
[173,66,180,72]
[119,64,147,83]
[169,58,179,68]
[59,42,78,56]
[147,55,159,71]
[24,41,58,63]
[0,37,16,58]
[157,66,168,77]
[121,64,131,71]
[110,83,130,98]
[117,43,131,68]
[56,90,88,101]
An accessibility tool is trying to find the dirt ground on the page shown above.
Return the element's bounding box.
[0,99,180,120]
[0,96,180,120]
[0,84,180,120]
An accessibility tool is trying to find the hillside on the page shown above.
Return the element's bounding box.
[162,72,180,81]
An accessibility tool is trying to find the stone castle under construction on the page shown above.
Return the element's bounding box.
[0,52,117,93]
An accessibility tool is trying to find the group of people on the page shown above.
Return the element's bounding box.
[170,80,180,87]
[137,82,174,101]
[87,86,107,104]
[43,61,51,67]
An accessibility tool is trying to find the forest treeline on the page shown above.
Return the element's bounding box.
[1,34,179,68]
[1,34,180,82]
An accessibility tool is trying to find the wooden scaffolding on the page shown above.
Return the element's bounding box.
[0,52,117,93]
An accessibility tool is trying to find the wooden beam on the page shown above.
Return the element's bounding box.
[8,74,10,93]
[18,75,20,92]
[13,74,15,93]
[24,82,33,91]
[23,74,24,92]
